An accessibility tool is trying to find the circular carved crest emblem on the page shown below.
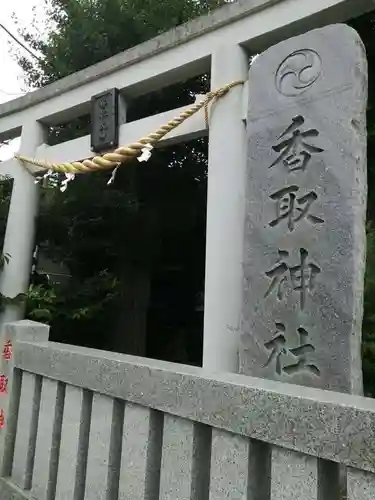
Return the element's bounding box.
[275,49,322,97]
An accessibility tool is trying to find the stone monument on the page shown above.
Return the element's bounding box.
[239,24,367,394]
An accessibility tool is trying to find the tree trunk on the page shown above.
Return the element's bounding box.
[111,266,151,356]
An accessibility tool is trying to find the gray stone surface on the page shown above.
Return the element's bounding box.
[0,321,49,477]
[0,369,21,478]
[270,447,318,500]
[240,24,367,394]
[159,415,196,500]
[32,378,63,500]
[13,337,375,473]
[5,320,49,345]
[11,372,41,490]
[347,468,375,500]
[55,386,90,500]
[209,429,250,500]
[119,403,162,500]
[85,394,122,500]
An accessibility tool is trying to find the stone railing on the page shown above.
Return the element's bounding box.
[0,320,373,500]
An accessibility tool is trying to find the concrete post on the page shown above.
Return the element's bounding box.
[0,320,49,478]
[0,121,46,325]
[202,45,248,373]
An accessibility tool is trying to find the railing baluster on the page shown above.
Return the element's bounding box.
[347,468,375,500]
[84,394,124,500]
[118,403,163,500]
[32,378,65,500]
[55,386,92,500]
[11,372,42,490]
[209,429,249,500]
[209,430,271,500]
[159,415,211,500]
[270,447,319,500]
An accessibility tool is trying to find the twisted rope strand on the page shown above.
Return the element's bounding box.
[15,80,244,175]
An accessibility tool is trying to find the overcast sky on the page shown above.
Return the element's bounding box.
[0,0,47,160]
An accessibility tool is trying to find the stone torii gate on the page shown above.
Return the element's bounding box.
[0,1,373,499]
[0,0,371,375]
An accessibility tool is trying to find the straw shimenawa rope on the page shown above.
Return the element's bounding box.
[15,80,244,175]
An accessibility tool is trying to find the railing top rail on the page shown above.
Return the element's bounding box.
[14,338,375,474]
[0,0,371,124]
